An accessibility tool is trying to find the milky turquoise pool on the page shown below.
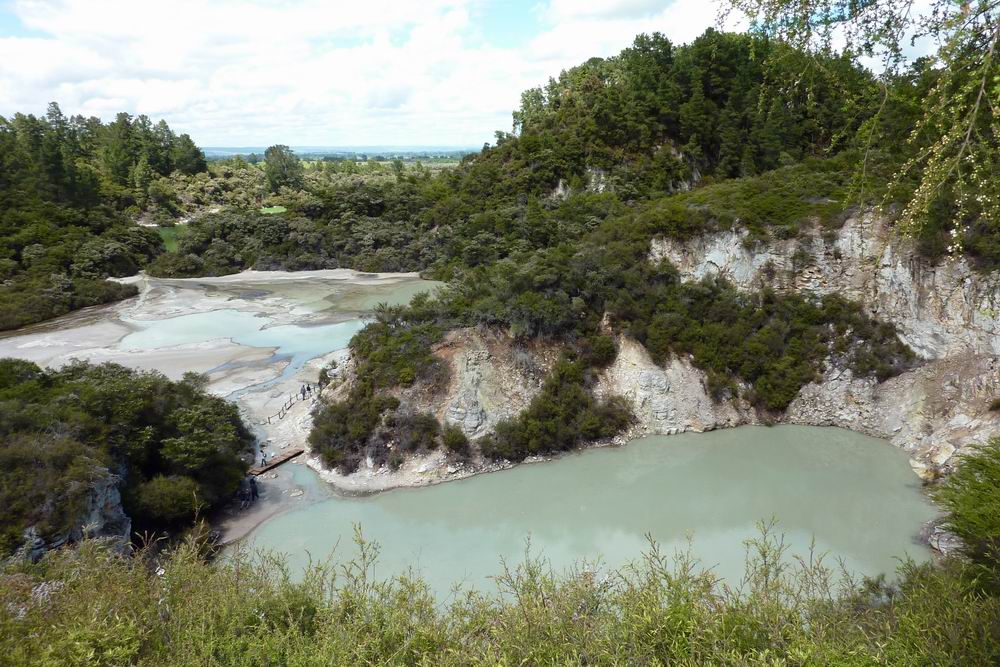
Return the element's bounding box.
[101,276,937,597]
[238,425,936,596]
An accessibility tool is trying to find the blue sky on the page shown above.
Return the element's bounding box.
[470,0,541,48]
[0,3,32,36]
[0,0,539,42]
[0,0,726,145]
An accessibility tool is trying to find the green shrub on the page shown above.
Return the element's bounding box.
[3,528,1000,665]
[579,334,618,368]
[349,315,442,389]
[0,359,251,554]
[392,411,441,453]
[484,356,634,461]
[933,437,1000,585]
[0,435,101,555]
[441,424,469,456]
[132,476,203,525]
[308,386,399,473]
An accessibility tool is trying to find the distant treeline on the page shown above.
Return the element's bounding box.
[206,149,473,163]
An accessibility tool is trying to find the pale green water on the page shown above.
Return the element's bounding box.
[121,309,364,362]
[241,426,937,597]
[117,277,440,390]
[120,310,365,393]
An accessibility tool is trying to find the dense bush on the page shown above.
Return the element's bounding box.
[2,524,999,665]
[441,423,470,457]
[482,355,634,461]
[0,275,139,331]
[0,360,252,555]
[0,434,104,557]
[348,307,443,388]
[933,436,1000,587]
[389,410,441,453]
[0,105,205,329]
[308,303,447,473]
[308,388,400,473]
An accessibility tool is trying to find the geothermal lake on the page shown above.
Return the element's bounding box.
[241,425,936,596]
[0,270,937,596]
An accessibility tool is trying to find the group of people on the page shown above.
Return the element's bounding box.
[298,383,313,400]
[237,475,260,509]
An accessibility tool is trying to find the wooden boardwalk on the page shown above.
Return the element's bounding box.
[249,448,305,476]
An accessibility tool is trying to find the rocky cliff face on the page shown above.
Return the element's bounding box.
[651,216,1000,360]
[313,215,999,489]
[631,216,1000,478]
[17,474,131,562]
[415,328,558,437]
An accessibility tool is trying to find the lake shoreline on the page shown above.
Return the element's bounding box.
[0,268,442,548]
[233,425,938,596]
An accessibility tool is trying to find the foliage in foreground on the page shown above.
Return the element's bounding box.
[0,360,252,556]
[2,525,999,666]
[725,0,1000,252]
[934,435,1000,586]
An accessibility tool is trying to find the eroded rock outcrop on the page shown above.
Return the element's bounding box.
[14,473,131,563]
[401,327,558,436]
[594,338,751,435]
[596,336,1000,479]
[641,216,1000,477]
[651,216,1000,359]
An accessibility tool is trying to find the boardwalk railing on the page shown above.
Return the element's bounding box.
[257,384,318,426]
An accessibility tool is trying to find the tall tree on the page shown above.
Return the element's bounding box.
[721,0,1000,243]
[172,134,207,175]
[264,144,304,192]
[102,112,135,185]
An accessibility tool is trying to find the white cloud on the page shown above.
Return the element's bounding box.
[542,0,675,23]
[0,0,731,146]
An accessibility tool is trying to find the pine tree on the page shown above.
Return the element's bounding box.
[102,112,135,185]
[172,134,207,175]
